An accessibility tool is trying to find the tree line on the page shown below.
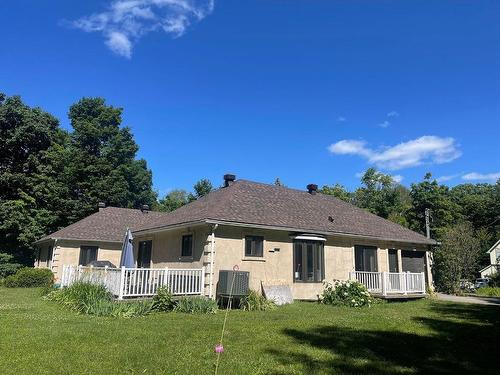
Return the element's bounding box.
[1,93,499,292]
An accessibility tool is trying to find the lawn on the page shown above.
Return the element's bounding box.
[1,288,499,374]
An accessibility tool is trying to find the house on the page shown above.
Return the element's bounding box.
[34,205,169,280]
[480,239,500,278]
[35,175,436,300]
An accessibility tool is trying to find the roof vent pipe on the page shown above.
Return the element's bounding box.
[141,204,150,212]
[223,174,236,187]
[307,184,318,194]
[98,202,106,211]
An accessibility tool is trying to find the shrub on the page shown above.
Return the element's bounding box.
[4,268,54,288]
[0,253,21,279]
[174,296,218,314]
[239,290,276,311]
[475,287,500,297]
[152,286,175,312]
[320,280,373,307]
[45,282,152,317]
[45,282,112,313]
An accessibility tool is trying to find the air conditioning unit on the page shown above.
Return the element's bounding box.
[217,270,250,297]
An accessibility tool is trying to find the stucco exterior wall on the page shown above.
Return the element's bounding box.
[36,240,122,282]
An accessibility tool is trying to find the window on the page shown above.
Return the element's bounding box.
[46,247,53,268]
[181,234,193,257]
[79,246,98,266]
[137,240,152,268]
[245,236,264,257]
[293,240,324,282]
[388,249,398,272]
[354,245,378,272]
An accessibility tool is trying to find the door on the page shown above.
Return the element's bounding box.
[137,240,152,268]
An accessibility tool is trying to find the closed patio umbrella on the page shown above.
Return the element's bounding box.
[119,228,135,268]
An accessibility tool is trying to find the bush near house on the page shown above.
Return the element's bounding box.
[320,280,374,307]
[173,296,218,314]
[4,268,53,288]
[239,290,276,311]
[46,282,154,317]
[0,253,22,280]
[475,287,500,297]
[151,286,175,312]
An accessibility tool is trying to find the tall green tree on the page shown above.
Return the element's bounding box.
[407,173,463,240]
[433,222,483,293]
[64,98,156,220]
[0,93,69,263]
[353,168,411,225]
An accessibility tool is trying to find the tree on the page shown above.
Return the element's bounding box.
[407,173,462,240]
[0,93,69,264]
[156,190,189,212]
[64,98,156,220]
[274,178,285,187]
[353,168,411,223]
[320,183,352,203]
[188,179,213,202]
[433,222,483,293]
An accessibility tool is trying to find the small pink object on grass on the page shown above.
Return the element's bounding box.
[215,344,224,353]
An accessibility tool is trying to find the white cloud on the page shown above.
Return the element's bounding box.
[337,116,346,122]
[435,174,460,183]
[328,136,461,170]
[378,120,390,128]
[387,111,399,118]
[462,172,500,182]
[392,174,404,183]
[69,0,214,58]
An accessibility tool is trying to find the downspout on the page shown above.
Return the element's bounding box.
[208,224,218,299]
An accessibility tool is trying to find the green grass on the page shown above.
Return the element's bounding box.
[475,287,500,297]
[1,288,499,374]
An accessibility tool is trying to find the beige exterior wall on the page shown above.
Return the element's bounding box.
[40,224,433,298]
[35,239,122,282]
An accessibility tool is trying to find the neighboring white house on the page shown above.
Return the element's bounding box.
[480,239,500,278]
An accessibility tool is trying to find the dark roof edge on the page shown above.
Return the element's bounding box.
[133,217,436,246]
[34,236,123,245]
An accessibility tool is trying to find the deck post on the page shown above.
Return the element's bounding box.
[421,272,426,294]
[200,266,206,296]
[118,266,125,300]
[403,271,409,295]
[381,272,387,296]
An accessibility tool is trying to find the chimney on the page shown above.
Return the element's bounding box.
[307,184,318,195]
[98,202,106,211]
[223,174,236,187]
[141,204,150,212]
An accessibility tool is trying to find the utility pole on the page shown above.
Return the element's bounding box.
[425,208,431,239]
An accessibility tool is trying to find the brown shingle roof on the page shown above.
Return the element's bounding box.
[134,180,435,245]
[37,207,169,243]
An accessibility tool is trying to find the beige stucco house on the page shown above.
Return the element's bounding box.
[36,175,436,300]
[480,239,500,278]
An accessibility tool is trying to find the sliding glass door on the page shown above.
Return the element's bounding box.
[293,240,324,282]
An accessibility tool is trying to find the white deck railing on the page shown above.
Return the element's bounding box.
[61,265,205,299]
[349,271,426,296]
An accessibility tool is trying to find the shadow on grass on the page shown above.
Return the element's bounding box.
[268,303,500,374]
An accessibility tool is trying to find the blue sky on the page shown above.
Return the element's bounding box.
[1,0,499,196]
